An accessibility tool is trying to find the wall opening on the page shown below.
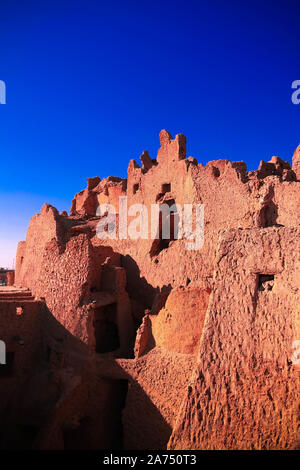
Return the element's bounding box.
[264,202,278,227]
[93,303,120,353]
[133,183,140,195]
[258,274,274,291]
[156,183,171,202]
[213,166,220,177]
[161,183,171,193]
[150,200,179,257]
[258,202,278,227]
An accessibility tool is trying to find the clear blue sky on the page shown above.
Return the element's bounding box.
[0,0,299,267]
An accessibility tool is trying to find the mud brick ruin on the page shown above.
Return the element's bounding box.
[0,130,299,449]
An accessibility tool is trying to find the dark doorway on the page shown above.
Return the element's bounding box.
[133,183,140,194]
[93,303,120,353]
[105,379,129,449]
[161,183,171,193]
[150,200,179,257]
[156,183,171,202]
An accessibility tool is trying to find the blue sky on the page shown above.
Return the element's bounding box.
[0,0,299,267]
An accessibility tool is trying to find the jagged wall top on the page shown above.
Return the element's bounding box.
[292,144,300,179]
[69,130,299,217]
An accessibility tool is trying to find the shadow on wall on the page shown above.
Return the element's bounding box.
[123,378,172,450]
[61,378,129,450]
[0,302,88,450]
[1,300,172,450]
[122,254,171,310]
[93,359,173,450]
[264,200,278,227]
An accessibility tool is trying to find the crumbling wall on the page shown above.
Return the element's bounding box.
[168,227,300,450]
[36,233,94,342]
[71,176,127,217]
[101,349,196,450]
[15,204,63,291]
[114,286,211,449]
[12,130,300,450]
[150,286,210,355]
[35,366,125,450]
[85,132,300,311]
[16,131,300,309]
[292,144,300,180]
[0,298,44,448]
[15,205,133,353]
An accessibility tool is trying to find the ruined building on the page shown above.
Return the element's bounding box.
[0,130,299,449]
